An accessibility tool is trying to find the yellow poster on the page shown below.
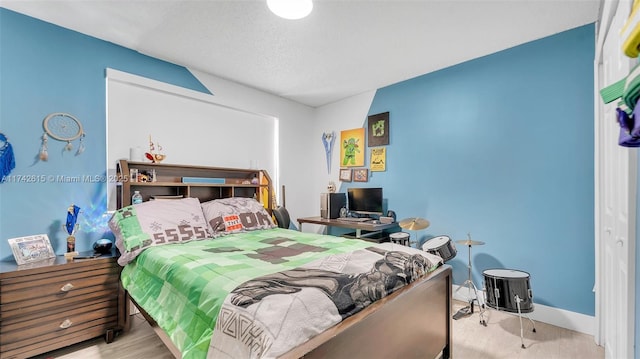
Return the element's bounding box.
[340,128,365,167]
[370,147,386,171]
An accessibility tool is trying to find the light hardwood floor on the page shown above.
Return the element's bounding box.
[34,300,604,359]
[450,300,604,359]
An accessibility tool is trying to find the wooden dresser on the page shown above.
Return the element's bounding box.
[0,250,128,359]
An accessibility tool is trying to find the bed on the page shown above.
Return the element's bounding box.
[110,194,453,359]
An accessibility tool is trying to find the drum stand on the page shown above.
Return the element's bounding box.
[453,237,486,326]
[514,295,537,349]
[487,279,537,349]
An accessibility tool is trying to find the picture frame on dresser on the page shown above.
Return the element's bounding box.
[8,234,55,265]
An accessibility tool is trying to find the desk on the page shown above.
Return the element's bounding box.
[297,216,400,241]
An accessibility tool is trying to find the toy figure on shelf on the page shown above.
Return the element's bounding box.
[145,135,166,163]
[327,181,336,193]
[65,204,80,253]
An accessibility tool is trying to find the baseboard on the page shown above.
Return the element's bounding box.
[452,284,594,336]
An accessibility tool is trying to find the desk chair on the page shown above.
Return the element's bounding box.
[273,206,291,229]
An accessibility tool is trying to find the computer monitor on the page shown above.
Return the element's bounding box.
[347,187,383,216]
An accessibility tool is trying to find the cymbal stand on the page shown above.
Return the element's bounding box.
[410,230,418,248]
[454,242,486,325]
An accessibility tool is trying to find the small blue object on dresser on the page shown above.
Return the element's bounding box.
[181,177,226,184]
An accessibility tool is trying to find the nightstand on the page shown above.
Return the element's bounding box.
[0,250,128,359]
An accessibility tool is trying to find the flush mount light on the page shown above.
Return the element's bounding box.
[267,0,313,20]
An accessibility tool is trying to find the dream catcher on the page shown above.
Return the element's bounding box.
[0,132,16,182]
[40,112,86,161]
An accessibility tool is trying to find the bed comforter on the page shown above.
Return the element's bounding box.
[121,228,442,359]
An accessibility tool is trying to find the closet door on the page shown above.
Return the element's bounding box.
[597,1,637,358]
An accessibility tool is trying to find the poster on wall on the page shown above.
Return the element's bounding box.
[370,147,386,171]
[339,168,352,182]
[340,128,365,167]
[367,112,389,147]
[354,169,369,182]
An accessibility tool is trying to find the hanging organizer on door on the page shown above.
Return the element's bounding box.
[622,0,640,57]
[600,63,640,147]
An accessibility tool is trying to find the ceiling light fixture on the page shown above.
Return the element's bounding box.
[267,0,313,20]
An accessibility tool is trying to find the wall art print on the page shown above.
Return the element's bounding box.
[339,168,352,182]
[354,168,369,182]
[340,128,365,167]
[367,112,389,147]
[370,147,386,172]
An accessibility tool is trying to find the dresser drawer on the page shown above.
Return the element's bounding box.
[0,279,119,319]
[1,297,118,342]
[1,314,118,359]
[0,253,127,359]
[0,261,119,304]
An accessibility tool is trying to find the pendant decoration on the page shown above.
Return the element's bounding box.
[0,132,16,182]
[75,133,86,156]
[39,133,49,161]
[322,131,335,174]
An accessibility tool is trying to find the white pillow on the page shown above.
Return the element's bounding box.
[109,197,211,265]
[201,197,276,236]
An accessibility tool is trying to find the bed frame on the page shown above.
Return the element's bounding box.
[281,264,453,359]
[117,162,452,358]
[125,264,452,359]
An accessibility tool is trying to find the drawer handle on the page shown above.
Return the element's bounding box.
[59,319,73,329]
[60,283,75,292]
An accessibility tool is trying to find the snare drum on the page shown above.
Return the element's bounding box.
[389,232,410,246]
[483,269,533,313]
[421,235,456,262]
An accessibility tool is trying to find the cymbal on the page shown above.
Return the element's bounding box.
[455,239,485,246]
[398,217,430,230]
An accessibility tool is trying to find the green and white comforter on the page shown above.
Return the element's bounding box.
[121,228,442,359]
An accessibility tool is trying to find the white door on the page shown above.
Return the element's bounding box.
[597,1,637,358]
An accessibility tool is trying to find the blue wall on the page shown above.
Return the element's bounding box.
[353,24,595,315]
[0,8,209,258]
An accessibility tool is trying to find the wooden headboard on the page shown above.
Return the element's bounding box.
[115,160,274,212]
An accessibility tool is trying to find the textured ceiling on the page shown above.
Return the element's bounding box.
[1,0,601,107]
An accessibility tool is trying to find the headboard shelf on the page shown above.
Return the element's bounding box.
[127,182,266,188]
[116,160,274,211]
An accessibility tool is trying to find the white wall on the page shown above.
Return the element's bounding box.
[190,69,317,225]
[306,91,377,233]
[190,69,377,231]
[106,69,276,210]
[109,66,376,228]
